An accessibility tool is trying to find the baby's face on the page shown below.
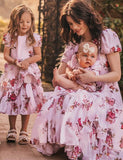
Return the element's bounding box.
[77,43,97,68]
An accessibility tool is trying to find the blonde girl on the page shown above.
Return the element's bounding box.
[0,4,43,145]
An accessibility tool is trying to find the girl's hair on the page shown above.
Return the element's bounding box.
[60,0,104,44]
[8,4,36,46]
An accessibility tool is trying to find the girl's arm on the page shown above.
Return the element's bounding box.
[77,52,121,83]
[20,47,41,70]
[4,46,16,64]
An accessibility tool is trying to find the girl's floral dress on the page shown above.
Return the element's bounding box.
[0,33,44,115]
[31,29,123,160]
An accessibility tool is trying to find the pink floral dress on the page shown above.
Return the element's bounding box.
[31,29,123,160]
[67,54,102,92]
[0,33,44,115]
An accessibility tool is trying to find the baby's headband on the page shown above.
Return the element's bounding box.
[82,43,95,54]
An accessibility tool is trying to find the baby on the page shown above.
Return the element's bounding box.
[66,42,100,92]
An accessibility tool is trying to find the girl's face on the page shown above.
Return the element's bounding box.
[77,46,97,68]
[19,12,32,36]
[66,16,89,37]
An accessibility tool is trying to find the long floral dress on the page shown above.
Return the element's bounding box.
[31,29,123,160]
[0,33,44,115]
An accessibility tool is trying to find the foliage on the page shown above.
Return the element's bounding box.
[92,0,123,87]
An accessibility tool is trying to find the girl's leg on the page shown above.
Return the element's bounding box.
[21,115,30,132]
[18,115,30,145]
[9,115,17,130]
[7,115,17,142]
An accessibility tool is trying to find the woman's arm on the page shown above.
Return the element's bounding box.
[53,67,83,90]
[97,52,121,82]
[20,47,41,70]
[58,62,67,74]
[77,52,121,83]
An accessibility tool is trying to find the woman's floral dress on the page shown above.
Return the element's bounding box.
[0,33,44,115]
[31,29,123,160]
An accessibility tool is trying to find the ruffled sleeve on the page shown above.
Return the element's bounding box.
[101,29,122,54]
[33,33,42,47]
[3,33,11,47]
[67,54,79,69]
[61,42,78,63]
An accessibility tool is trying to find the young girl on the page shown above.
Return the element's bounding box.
[0,4,43,145]
[31,0,123,159]
[54,41,101,92]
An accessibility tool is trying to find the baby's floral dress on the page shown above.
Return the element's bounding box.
[31,29,123,160]
[67,54,102,92]
[0,33,44,115]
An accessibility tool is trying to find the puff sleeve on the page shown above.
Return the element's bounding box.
[61,42,78,63]
[3,33,11,47]
[33,33,42,47]
[100,29,122,54]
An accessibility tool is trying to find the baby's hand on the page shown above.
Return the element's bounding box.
[67,72,76,81]
[20,60,30,70]
[73,69,82,75]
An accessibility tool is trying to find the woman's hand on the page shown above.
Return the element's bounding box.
[76,68,96,83]
[52,67,59,87]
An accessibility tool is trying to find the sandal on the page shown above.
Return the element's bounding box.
[18,131,28,145]
[6,129,17,143]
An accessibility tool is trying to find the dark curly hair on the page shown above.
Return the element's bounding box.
[60,0,104,44]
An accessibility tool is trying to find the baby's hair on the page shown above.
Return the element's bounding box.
[7,4,36,46]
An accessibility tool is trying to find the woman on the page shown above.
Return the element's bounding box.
[31,0,123,159]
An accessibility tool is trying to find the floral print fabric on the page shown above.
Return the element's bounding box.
[0,33,44,115]
[67,54,102,92]
[31,29,123,159]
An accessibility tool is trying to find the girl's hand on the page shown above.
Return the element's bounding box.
[20,60,30,70]
[15,60,22,68]
[76,68,96,83]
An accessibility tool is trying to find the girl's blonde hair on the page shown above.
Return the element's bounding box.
[8,4,36,46]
